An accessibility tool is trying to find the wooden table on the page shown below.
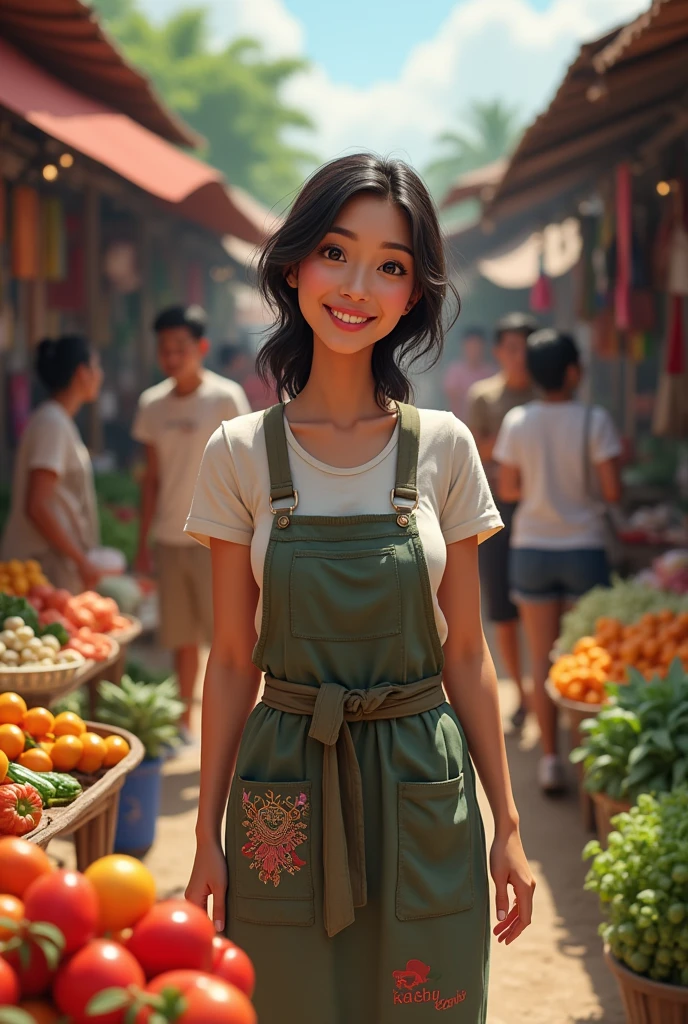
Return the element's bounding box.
[27,722,144,870]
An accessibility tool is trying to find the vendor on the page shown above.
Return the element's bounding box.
[1,335,103,593]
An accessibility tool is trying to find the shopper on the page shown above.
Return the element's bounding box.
[184,154,534,1024]
[467,313,537,727]
[443,325,493,421]
[494,329,621,793]
[133,305,250,738]
[1,335,103,592]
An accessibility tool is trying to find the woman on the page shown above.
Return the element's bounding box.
[2,335,103,593]
[494,329,622,794]
[185,154,534,1023]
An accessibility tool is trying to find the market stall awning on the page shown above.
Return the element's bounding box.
[487,0,688,223]
[0,0,196,147]
[0,39,267,244]
[440,159,507,210]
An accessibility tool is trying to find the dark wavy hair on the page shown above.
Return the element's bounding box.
[256,153,459,406]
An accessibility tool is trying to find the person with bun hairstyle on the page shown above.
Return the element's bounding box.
[1,335,103,592]
[184,153,534,1023]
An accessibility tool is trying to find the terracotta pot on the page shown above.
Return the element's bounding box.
[591,792,632,845]
[604,947,688,1023]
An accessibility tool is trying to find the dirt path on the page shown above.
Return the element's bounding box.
[51,648,623,1023]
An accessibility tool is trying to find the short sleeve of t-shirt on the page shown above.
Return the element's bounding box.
[492,406,523,466]
[26,408,71,476]
[185,424,253,547]
[440,416,502,545]
[591,406,622,464]
[131,399,154,446]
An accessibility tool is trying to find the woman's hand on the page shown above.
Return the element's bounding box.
[77,555,101,591]
[490,827,536,945]
[185,839,228,932]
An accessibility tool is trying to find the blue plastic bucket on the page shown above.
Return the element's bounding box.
[114,757,162,855]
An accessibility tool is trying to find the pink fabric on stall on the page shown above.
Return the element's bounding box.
[614,163,632,330]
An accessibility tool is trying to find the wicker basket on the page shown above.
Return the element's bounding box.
[604,947,688,1023]
[591,792,632,845]
[0,652,86,698]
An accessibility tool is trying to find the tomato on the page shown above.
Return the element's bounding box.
[102,735,130,767]
[0,955,19,1005]
[53,939,145,1024]
[0,692,28,726]
[0,893,24,939]
[17,1000,62,1023]
[23,708,55,739]
[211,934,233,970]
[0,748,8,784]
[75,732,106,773]
[0,837,52,897]
[213,942,255,998]
[3,937,54,997]
[0,782,43,836]
[50,734,84,771]
[52,712,86,738]
[0,722,26,760]
[136,971,256,1024]
[18,748,54,772]
[84,855,156,933]
[127,900,215,978]
[23,869,99,954]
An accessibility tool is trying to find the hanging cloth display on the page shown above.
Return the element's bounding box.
[529,235,552,313]
[11,185,40,280]
[614,163,632,331]
[41,197,67,282]
[653,182,688,438]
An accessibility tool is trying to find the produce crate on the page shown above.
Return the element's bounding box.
[26,721,144,870]
[546,678,602,831]
[604,946,688,1024]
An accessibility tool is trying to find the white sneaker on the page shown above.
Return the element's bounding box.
[538,755,566,794]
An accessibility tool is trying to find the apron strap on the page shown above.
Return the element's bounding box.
[263,403,297,503]
[393,402,420,505]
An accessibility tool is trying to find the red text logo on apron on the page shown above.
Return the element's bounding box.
[392,959,466,1011]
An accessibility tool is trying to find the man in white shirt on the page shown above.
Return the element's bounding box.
[132,305,251,738]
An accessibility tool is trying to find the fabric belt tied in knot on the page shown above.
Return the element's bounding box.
[261,673,446,937]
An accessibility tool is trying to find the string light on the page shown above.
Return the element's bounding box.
[59,153,74,168]
[656,181,671,196]
[42,164,58,181]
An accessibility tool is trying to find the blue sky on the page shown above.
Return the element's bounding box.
[140,0,647,169]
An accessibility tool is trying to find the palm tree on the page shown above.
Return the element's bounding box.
[426,99,522,201]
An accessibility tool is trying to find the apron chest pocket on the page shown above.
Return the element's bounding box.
[396,773,474,921]
[233,778,314,926]
[290,547,402,642]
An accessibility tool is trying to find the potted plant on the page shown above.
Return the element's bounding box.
[95,674,185,856]
[571,660,688,843]
[584,789,688,1022]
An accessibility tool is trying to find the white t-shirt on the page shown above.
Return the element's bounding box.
[493,400,622,550]
[185,408,502,644]
[1,401,98,562]
[132,369,251,546]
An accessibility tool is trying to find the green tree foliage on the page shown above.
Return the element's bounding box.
[91,0,316,206]
[426,98,522,204]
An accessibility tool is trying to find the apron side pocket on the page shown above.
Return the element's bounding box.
[233,778,314,927]
[396,773,474,921]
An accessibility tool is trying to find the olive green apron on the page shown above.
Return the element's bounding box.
[225,403,490,1023]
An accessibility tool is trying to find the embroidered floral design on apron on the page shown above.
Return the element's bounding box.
[241,788,310,886]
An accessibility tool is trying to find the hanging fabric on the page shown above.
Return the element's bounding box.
[614,163,632,330]
[529,235,552,312]
[41,197,67,281]
[653,181,688,438]
[11,185,40,280]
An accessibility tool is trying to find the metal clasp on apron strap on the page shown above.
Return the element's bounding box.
[390,487,419,529]
[269,491,299,529]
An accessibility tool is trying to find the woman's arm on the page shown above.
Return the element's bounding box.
[439,536,535,943]
[185,537,262,930]
[134,445,159,575]
[26,469,99,588]
[497,462,521,504]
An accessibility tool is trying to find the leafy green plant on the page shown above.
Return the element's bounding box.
[571,660,688,800]
[584,789,688,984]
[95,675,184,760]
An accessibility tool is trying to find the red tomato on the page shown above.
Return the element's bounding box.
[136,970,256,1024]
[2,938,54,997]
[213,943,255,998]
[211,935,233,970]
[0,956,19,1005]
[53,939,145,1024]
[0,782,43,836]
[126,900,215,978]
[23,869,99,954]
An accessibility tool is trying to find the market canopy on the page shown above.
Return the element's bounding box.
[487,0,688,222]
[0,0,195,147]
[0,39,267,245]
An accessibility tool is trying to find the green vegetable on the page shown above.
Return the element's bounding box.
[95,675,184,760]
[0,594,68,646]
[5,763,82,807]
[585,788,688,985]
[98,506,139,568]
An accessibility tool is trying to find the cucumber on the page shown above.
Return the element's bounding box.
[43,771,83,799]
[6,763,56,806]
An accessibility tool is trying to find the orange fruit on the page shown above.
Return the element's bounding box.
[53,711,86,738]
[565,681,585,701]
[0,723,26,760]
[18,748,53,772]
[85,855,156,932]
[584,690,602,704]
[0,893,24,940]
[0,748,8,783]
[0,837,53,897]
[657,608,675,624]
[574,637,597,655]
[102,735,130,768]
[50,734,84,771]
[22,707,55,739]
[75,732,107,773]
[17,1001,62,1023]
[0,692,28,726]
[38,740,55,757]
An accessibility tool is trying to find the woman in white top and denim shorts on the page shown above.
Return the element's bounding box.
[493,329,622,794]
